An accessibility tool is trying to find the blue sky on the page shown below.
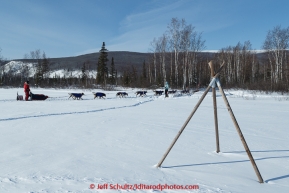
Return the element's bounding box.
[0,0,288,59]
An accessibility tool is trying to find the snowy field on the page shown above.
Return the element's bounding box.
[0,87,288,193]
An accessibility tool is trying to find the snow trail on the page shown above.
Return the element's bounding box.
[0,99,154,122]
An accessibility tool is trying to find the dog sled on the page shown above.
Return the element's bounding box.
[30,92,49,100]
[17,92,24,100]
[17,92,48,101]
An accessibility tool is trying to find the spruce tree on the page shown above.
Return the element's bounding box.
[42,53,49,83]
[142,60,147,78]
[115,70,118,86]
[123,70,130,86]
[96,42,109,85]
[131,65,138,87]
[141,60,147,87]
[35,63,42,86]
[81,62,87,85]
[110,57,116,85]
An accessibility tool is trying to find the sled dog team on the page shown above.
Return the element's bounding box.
[19,81,196,101]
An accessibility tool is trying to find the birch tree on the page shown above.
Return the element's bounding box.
[188,30,205,88]
[180,24,192,89]
[263,25,289,85]
[149,38,158,83]
[24,49,49,86]
[158,34,168,85]
[167,18,184,87]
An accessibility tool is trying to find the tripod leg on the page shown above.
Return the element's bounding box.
[209,60,220,153]
[156,85,211,167]
[212,87,220,153]
[216,79,264,183]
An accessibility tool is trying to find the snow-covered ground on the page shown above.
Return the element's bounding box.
[0,87,288,193]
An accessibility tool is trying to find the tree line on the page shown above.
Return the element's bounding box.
[1,18,289,92]
[120,19,289,92]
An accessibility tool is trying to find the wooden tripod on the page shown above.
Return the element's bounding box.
[156,60,264,183]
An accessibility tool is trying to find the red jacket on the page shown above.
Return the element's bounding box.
[24,83,30,92]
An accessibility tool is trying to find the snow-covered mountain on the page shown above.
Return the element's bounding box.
[1,61,35,75]
[0,61,96,78]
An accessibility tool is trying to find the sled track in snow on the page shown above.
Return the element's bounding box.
[0,99,154,122]
[0,95,154,102]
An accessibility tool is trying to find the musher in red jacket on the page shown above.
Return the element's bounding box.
[24,80,30,101]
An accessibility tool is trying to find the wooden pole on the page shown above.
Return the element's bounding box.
[216,79,264,183]
[208,61,220,153]
[156,85,211,167]
[156,63,224,167]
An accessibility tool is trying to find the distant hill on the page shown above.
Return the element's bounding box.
[0,51,216,79]
[1,51,269,74]
[1,51,221,72]
[7,51,152,72]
